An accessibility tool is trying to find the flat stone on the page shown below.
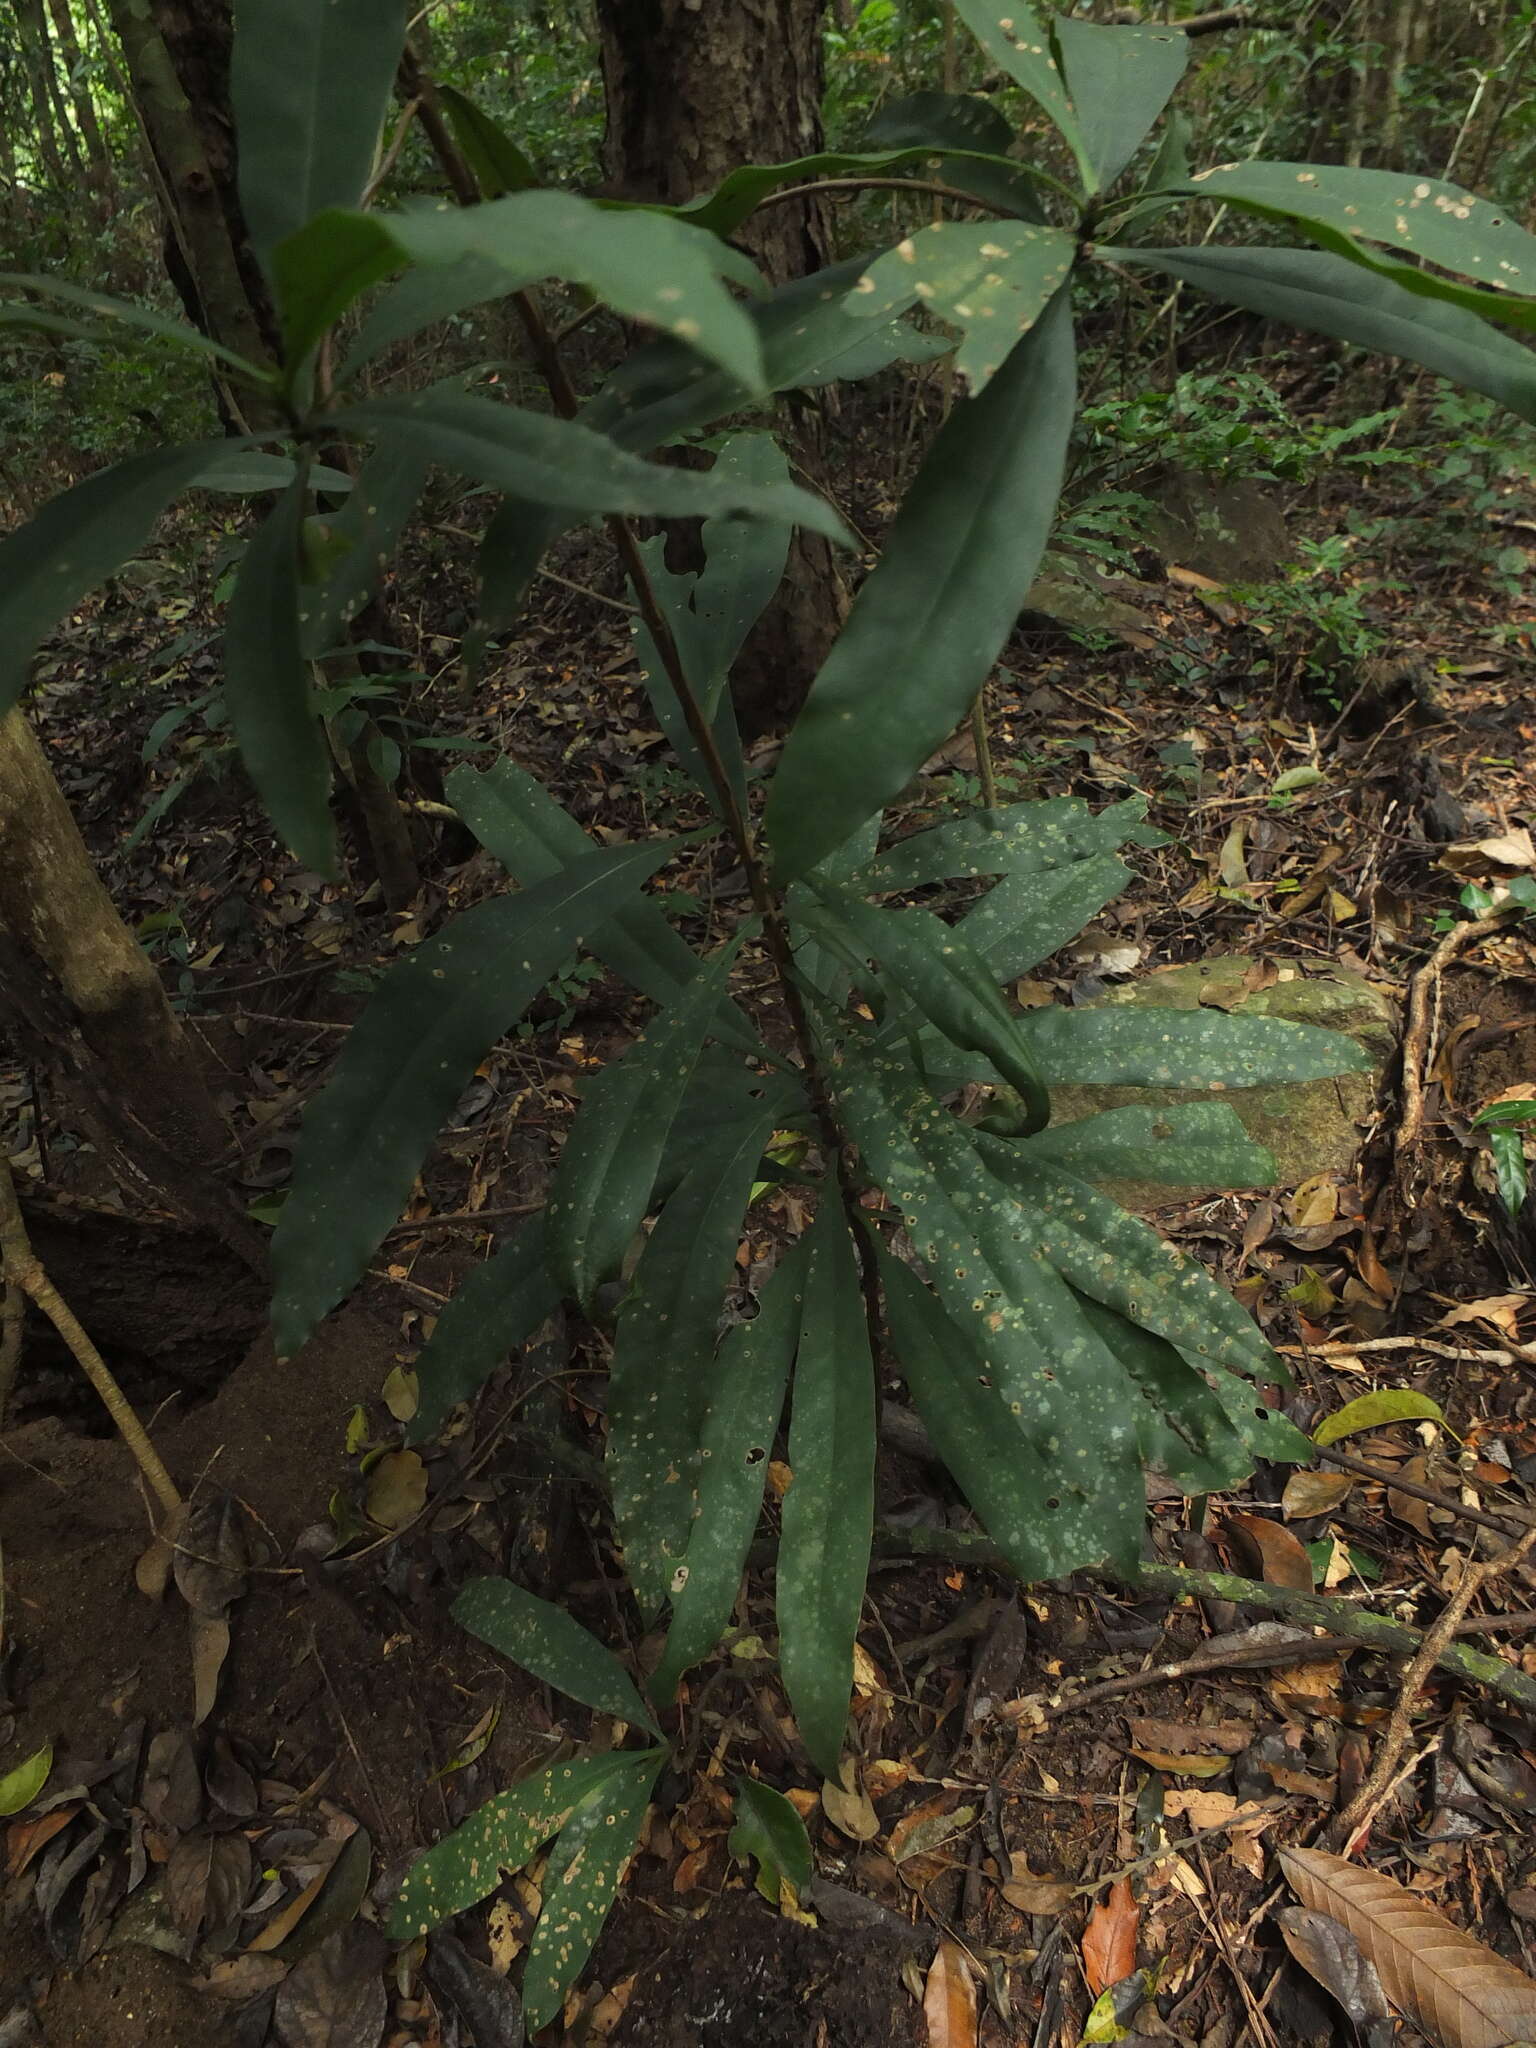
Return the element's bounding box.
[1149,469,1292,584]
[1046,955,1395,1210]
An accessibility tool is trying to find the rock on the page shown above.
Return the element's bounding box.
[1046,956,1395,1210]
[1149,468,1291,583]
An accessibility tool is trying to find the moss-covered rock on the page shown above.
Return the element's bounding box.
[1045,956,1395,1209]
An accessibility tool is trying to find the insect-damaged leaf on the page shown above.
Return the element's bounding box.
[777,1202,875,1781]
[729,1775,813,1902]
[272,839,675,1354]
[454,1578,660,1736]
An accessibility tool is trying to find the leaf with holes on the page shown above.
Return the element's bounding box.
[777,1202,875,1780]
[765,284,1075,880]
[1104,245,1536,426]
[653,1239,807,1703]
[848,219,1076,394]
[1171,161,1536,330]
[272,839,676,1354]
[1053,18,1188,188]
[1280,1844,1536,2048]
[453,1579,661,1737]
[607,1106,781,1614]
[547,939,744,1311]
[406,1219,559,1444]
[386,1752,641,1937]
[520,1751,664,2033]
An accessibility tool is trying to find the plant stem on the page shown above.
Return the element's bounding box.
[0,1153,181,1515]
[971,686,998,811]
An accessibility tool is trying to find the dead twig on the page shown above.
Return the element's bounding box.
[1316,1443,1529,1541]
[0,1153,181,1515]
[1326,1519,1536,1854]
[1397,908,1520,1157]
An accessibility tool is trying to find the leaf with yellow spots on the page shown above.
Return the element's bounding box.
[453,1577,663,1738]
[951,0,1089,186]
[1169,161,1536,332]
[520,1751,664,2033]
[847,220,1077,395]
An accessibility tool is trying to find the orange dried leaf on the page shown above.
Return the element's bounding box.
[1083,1877,1138,1996]
[922,1939,978,2048]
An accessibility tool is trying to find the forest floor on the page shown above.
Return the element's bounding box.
[3,441,1536,2048]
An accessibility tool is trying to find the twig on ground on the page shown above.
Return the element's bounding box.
[0,1153,181,1515]
[1397,908,1520,1156]
[1316,1442,1529,1541]
[1286,1333,1536,1369]
[1325,1518,1536,1854]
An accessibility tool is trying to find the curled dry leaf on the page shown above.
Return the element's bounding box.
[821,1759,879,1842]
[1083,1877,1138,1997]
[922,1938,978,2048]
[1280,1845,1536,2048]
[1222,1511,1316,1591]
[1281,1470,1355,1520]
[1003,1852,1075,1916]
[1276,1907,1393,2040]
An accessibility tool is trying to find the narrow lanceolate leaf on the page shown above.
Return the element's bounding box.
[453,1578,661,1736]
[1052,19,1188,189]
[435,81,538,198]
[231,0,409,275]
[333,393,845,538]
[864,793,1160,891]
[608,1108,781,1614]
[299,441,430,658]
[547,940,743,1310]
[864,90,1047,220]
[0,439,237,715]
[954,853,1131,981]
[272,840,676,1355]
[1172,161,1536,329]
[0,273,270,381]
[386,1753,640,1937]
[777,1203,875,1780]
[848,219,1076,394]
[521,1753,665,2035]
[407,1219,559,1443]
[1279,1845,1536,2048]
[765,284,1075,880]
[1104,243,1536,426]
[669,143,1044,239]
[1016,1102,1276,1188]
[880,1246,1083,1583]
[950,0,1086,181]
[810,887,1049,1132]
[1015,1003,1372,1087]
[653,1238,808,1703]
[445,757,763,1051]
[222,479,336,874]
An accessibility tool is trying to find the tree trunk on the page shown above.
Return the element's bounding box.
[596,0,848,738]
[45,0,115,196]
[15,0,70,186]
[0,711,264,1267]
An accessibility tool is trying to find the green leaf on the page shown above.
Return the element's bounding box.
[668,144,1041,240]
[298,441,429,657]
[0,439,239,716]
[1106,244,1536,425]
[453,1578,661,1736]
[386,1752,641,1937]
[729,1775,814,1899]
[521,1753,664,2034]
[232,0,408,276]
[446,758,762,1051]
[765,283,1075,881]
[0,1741,51,1817]
[1013,1004,1373,1086]
[849,219,1076,395]
[952,0,1088,182]
[954,853,1131,980]
[777,1203,874,1780]
[407,1219,560,1443]
[0,273,271,381]
[222,479,336,873]
[547,940,743,1310]
[1170,161,1536,330]
[608,1107,781,1614]
[1488,1125,1531,1216]
[332,391,846,538]
[1313,1388,1446,1446]
[865,793,1160,891]
[1052,18,1188,189]
[1017,1102,1276,1186]
[272,840,676,1354]
[193,452,355,494]
[864,90,1048,220]
[436,80,539,197]
[807,886,1049,1131]
[652,1240,807,1703]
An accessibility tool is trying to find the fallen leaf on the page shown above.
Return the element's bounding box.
[1282,1471,1356,1520]
[1133,1748,1231,1779]
[922,1939,978,2047]
[190,1612,231,1729]
[1386,1454,1436,1538]
[1223,1512,1316,1590]
[888,1797,975,1866]
[1313,1389,1445,1447]
[1083,1877,1138,1996]
[174,1492,248,1617]
[142,1730,203,1833]
[1003,1853,1075,1915]
[0,1744,52,1818]
[821,1760,879,1842]
[272,1923,388,2048]
[1441,828,1536,874]
[363,1450,427,1531]
[1127,1718,1253,1756]
[1439,1294,1528,1336]
[6,1804,76,1876]
[1281,1844,1536,2048]
[1277,1906,1392,2036]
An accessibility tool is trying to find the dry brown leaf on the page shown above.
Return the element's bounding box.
[1131,1749,1231,1780]
[1003,1853,1075,1916]
[1083,1878,1138,1995]
[1223,1511,1316,1591]
[1387,1454,1437,1538]
[922,1939,978,2047]
[822,1761,879,1842]
[1282,1471,1356,1520]
[1439,1294,1528,1337]
[1127,1717,1253,1756]
[1441,829,1536,874]
[1280,1845,1536,2048]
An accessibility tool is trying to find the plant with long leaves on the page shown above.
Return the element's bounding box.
[6,0,1536,2014]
